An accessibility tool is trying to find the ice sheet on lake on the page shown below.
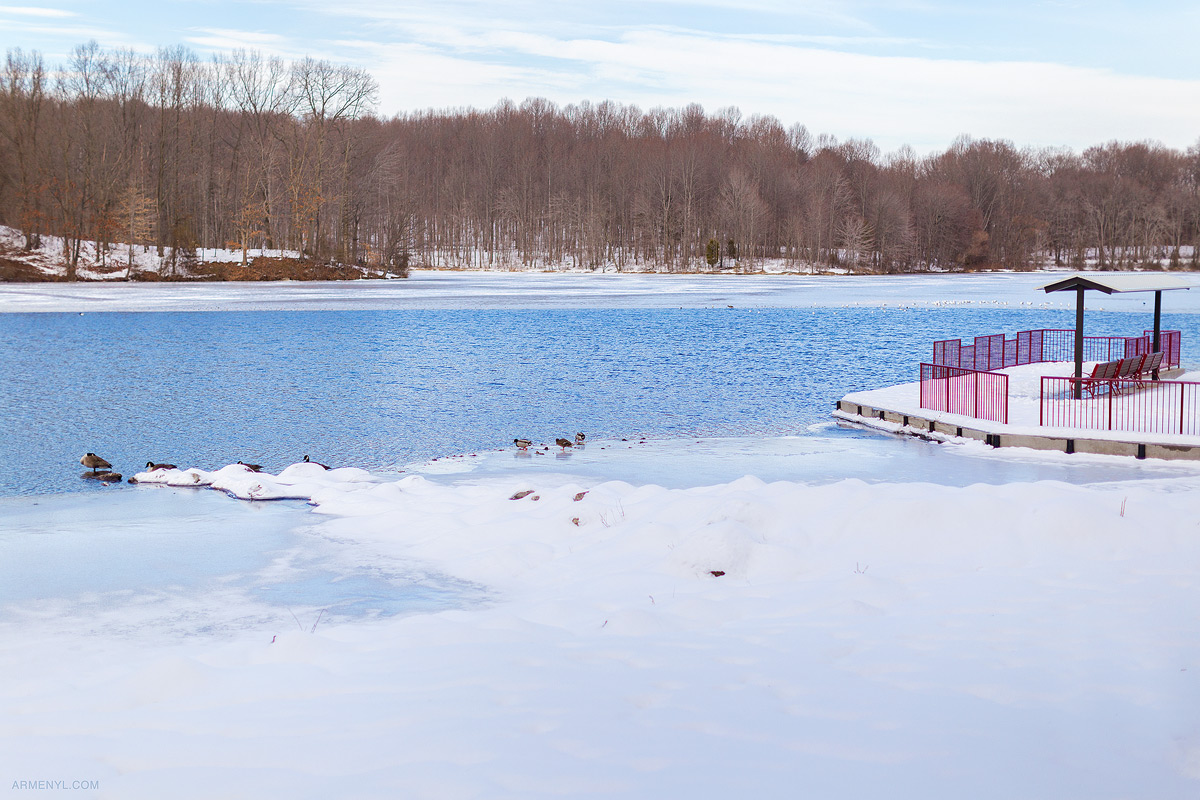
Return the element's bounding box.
[0,477,483,639]
[4,436,1200,799]
[402,426,1200,490]
[9,432,1197,639]
[3,270,1196,312]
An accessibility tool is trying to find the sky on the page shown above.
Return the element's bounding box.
[1,0,1198,155]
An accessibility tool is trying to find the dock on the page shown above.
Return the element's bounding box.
[834,395,1200,461]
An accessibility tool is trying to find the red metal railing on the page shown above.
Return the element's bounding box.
[934,329,1181,371]
[1040,376,1200,435]
[920,364,1009,423]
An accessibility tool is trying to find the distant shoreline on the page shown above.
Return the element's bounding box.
[6,263,1192,285]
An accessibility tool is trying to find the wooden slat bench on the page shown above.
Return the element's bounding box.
[1082,352,1163,396]
[1082,359,1121,397]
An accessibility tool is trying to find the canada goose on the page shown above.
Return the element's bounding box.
[237,460,262,472]
[513,438,532,450]
[303,455,329,469]
[555,438,573,450]
[80,453,111,473]
[574,432,586,444]
[146,461,177,471]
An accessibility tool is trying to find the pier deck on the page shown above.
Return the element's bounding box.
[836,365,1200,461]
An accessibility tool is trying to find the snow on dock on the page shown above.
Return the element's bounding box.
[838,361,1200,460]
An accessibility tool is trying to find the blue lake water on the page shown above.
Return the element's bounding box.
[4,304,1197,498]
[2,275,1199,630]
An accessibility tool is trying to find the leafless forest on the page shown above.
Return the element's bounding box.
[2,43,1199,278]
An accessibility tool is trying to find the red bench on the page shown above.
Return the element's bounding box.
[1082,352,1163,396]
[1082,359,1121,397]
[1134,351,1165,387]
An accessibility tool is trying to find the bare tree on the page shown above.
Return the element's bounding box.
[288,56,377,260]
[4,41,1200,280]
[0,49,47,250]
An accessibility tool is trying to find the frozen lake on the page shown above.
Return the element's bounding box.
[4,272,1199,499]
[5,273,1200,799]
[2,271,1199,627]
[5,269,1200,312]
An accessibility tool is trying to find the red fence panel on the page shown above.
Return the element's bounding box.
[921,364,1009,424]
[925,330,1187,432]
[933,329,1182,369]
[1145,330,1182,368]
[974,334,1005,371]
[1040,329,1073,362]
[1004,337,1018,368]
[1016,329,1041,364]
[933,339,960,368]
[1040,376,1200,435]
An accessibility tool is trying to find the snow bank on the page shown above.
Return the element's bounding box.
[0,224,304,279]
[3,454,1200,798]
[131,461,380,500]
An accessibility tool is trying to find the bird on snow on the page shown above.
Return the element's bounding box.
[237,460,263,472]
[574,432,586,444]
[513,438,533,450]
[145,461,177,471]
[303,455,329,469]
[555,438,574,450]
[80,453,111,473]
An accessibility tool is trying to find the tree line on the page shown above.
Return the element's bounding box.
[1,42,1199,278]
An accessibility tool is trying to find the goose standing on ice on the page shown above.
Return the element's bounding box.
[80,453,111,473]
[513,438,533,450]
[574,432,586,445]
[555,438,574,451]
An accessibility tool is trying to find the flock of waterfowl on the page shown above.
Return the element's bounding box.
[78,452,328,484]
[80,435,585,486]
[514,432,586,452]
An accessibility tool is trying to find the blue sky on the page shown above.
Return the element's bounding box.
[2,1,1198,155]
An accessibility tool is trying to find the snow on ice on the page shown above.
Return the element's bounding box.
[2,447,1200,798]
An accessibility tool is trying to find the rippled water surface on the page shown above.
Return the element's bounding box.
[2,287,1198,498]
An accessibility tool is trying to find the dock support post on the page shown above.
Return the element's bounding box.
[1073,287,1085,400]
[1153,290,1162,380]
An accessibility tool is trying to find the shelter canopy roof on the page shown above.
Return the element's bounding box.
[1040,274,1192,294]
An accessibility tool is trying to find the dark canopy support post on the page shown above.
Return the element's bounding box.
[1153,290,1162,380]
[1074,286,1085,399]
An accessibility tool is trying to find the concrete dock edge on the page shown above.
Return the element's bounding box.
[833,399,1200,461]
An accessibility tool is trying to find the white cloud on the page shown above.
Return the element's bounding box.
[185,28,291,54]
[0,5,76,17]
[346,40,585,114]
[333,19,1200,153]
[0,19,146,53]
[6,0,1195,154]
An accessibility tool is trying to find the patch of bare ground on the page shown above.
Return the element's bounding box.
[0,239,66,281]
[190,257,386,281]
[0,252,395,282]
[0,255,68,282]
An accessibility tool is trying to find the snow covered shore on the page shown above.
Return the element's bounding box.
[3,446,1200,798]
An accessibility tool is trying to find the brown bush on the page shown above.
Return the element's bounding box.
[0,256,66,282]
[190,257,385,281]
